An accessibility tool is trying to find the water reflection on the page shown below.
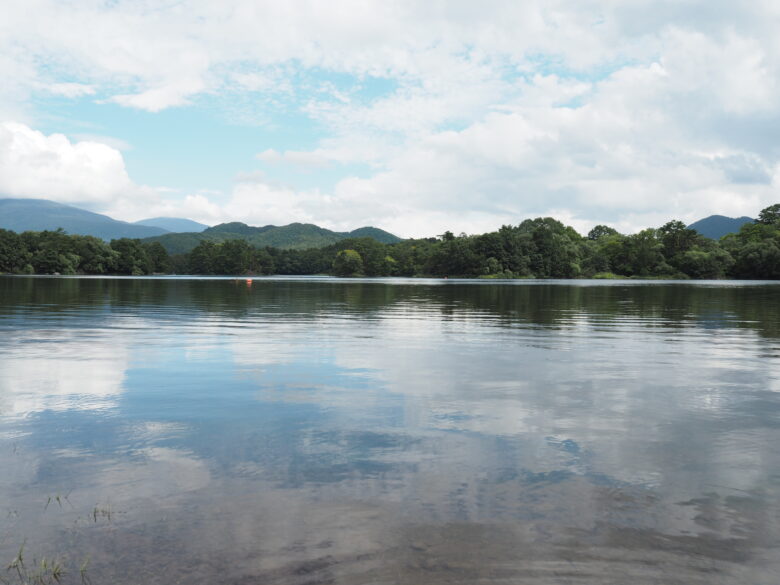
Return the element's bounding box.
[1,276,779,584]
[0,333,127,417]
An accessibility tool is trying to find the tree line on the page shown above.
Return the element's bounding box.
[2,204,779,279]
[0,229,170,275]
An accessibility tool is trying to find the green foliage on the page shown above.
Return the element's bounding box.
[143,221,402,254]
[676,247,735,279]
[189,240,217,274]
[111,238,153,275]
[657,220,698,258]
[527,218,582,278]
[15,229,84,275]
[2,204,780,279]
[143,241,171,273]
[731,221,779,244]
[627,229,669,275]
[729,241,780,279]
[720,213,780,278]
[251,248,276,275]
[757,203,780,226]
[332,249,364,276]
[587,225,619,240]
[71,235,119,274]
[427,234,481,276]
[187,240,277,275]
[0,228,27,273]
[215,239,253,274]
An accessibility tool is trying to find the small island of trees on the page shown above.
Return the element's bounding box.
[2,204,780,280]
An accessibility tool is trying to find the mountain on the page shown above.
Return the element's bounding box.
[348,226,403,242]
[0,198,167,240]
[205,222,271,236]
[688,215,754,239]
[144,221,403,254]
[0,198,401,251]
[134,217,208,232]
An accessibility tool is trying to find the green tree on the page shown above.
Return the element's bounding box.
[427,235,481,276]
[483,256,502,275]
[580,239,611,275]
[25,229,79,274]
[143,241,171,273]
[384,255,399,275]
[677,247,734,279]
[332,249,364,276]
[169,253,190,274]
[623,229,670,276]
[189,241,218,274]
[111,238,152,275]
[70,235,118,274]
[730,241,780,279]
[0,229,26,273]
[587,225,619,240]
[348,238,388,276]
[497,226,533,276]
[214,240,253,274]
[595,233,628,274]
[251,248,276,274]
[657,220,698,256]
[526,218,582,278]
[757,203,780,225]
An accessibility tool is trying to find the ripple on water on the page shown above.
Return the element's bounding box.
[1,277,779,584]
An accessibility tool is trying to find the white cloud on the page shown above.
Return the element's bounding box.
[0,122,142,204]
[224,179,323,226]
[46,82,96,98]
[109,78,206,112]
[0,329,129,417]
[148,193,224,225]
[0,122,198,222]
[2,1,780,235]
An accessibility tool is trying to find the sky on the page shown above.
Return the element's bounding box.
[1,0,779,238]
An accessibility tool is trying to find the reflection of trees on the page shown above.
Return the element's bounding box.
[433,283,780,340]
[2,277,778,340]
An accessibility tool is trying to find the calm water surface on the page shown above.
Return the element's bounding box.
[1,276,779,584]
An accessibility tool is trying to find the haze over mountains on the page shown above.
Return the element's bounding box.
[134,217,209,233]
[0,199,211,239]
[0,198,171,240]
[0,197,758,252]
[0,198,401,252]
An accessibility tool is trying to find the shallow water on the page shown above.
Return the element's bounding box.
[1,276,779,584]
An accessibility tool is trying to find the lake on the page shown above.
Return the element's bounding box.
[1,276,779,584]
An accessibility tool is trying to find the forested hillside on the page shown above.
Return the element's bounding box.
[143,221,402,253]
[2,205,779,279]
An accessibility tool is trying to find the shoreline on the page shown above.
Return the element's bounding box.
[3,273,780,283]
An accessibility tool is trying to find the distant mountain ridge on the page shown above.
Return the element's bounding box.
[144,221,403,254]
[1,198,759,249]
[0,198,400,250]
[0,198,168,240]
[134,217,208,232]
[688,215,754,239]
